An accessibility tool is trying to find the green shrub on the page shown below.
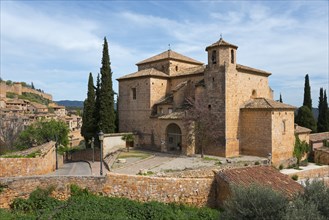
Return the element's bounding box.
[283,197,326,220]
[279,164,284,170]
[254,161,260,165]
[222,184,287,220]
[302,180,329,218]
[292,175,299,180]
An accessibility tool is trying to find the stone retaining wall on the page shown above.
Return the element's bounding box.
[314,148,329,165]
[0,142,62,177]
[0,173,216,209]
[285,166,329,180]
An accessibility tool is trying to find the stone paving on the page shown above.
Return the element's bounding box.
[110,150,267,175]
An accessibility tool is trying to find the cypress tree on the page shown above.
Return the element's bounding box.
[94,73,101,132]
[303,74,312,110]
[279,93,283,103]
[81,73,96,146]
[99,37,116,133]
[322,90,329,131]
[295,106,317,133]
[317,88,325,132]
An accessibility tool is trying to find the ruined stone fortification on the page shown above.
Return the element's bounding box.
[0,82,52,100]
[117,38,297,166]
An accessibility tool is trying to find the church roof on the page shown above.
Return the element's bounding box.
[136,50,203,65]
[242,98,296,110]
[236,64,271,76]
[206,38,238,51]
[117,68,169,80]
[158,111,185,120]
[294,124,312,134]
[171,65,205,77]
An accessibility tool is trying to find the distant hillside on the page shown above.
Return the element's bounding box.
[56,100,84,108]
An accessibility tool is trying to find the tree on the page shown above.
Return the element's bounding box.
[94,73,101,132]
[31,82,35,89]
[0,115,25,154]
[81,73,96,146]
[184,96,222,158]
[16,120,69,150]
[317,89,329,132]
[98,37,116,133]
[303,74,312,110]
[279,93,283,103]
[295,106,316,132]
[293,135,309,168]
[121,133,134,152]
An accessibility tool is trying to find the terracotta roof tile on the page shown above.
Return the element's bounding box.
[158,111,185,119]
[242,98,296,110]
[217,166,304,198]
[310,132,329,142]
[136,50,203,65]
[206,38,238,51]
[294,124,312,134]
[171,65,205,77]
[117,68,169,80]
[236,64,271,76]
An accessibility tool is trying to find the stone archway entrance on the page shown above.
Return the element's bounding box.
[166,123,182,152]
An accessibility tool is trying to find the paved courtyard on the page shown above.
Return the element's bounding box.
[110,150,267,175]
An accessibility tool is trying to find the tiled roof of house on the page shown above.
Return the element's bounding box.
[217,166,304,198]
[310,132,329,142]
[6,99,26,104]
[241,98,296,110]
[171,66,205,77]
[206,38,238,51]
[236,64,271,76]
[294,124,312,134]
[31,102,47,109]
[136,50,203,65]
[117,68,169,80]
[158,111,185,120]
[155,95,173,105]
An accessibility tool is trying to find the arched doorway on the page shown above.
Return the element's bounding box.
[166,123,182,152]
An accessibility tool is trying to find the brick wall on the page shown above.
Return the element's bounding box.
[0,142,62,177]
[0,173,216,209]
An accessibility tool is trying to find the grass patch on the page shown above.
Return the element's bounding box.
[1,150,42,158]
[118,150,151,160]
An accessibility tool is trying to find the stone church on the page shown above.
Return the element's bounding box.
[117,38,296,166]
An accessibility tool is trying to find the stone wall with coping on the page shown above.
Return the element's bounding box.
[314,148,329,165]
[284,165,329,180]
[0,173,216,209]
[103,133,131,156]
[0,142,62,177]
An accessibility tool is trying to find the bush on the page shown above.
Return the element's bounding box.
[279,164,284,170]
[292,174,299,180]
[283,197,326,220]
[222,184,287,220]
[302,180,329,218]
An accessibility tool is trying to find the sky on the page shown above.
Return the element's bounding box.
[1,0,328,107]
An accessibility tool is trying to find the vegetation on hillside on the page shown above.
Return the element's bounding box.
[222,180,329,220]
[19,92,51,105]
[0,185,219,220]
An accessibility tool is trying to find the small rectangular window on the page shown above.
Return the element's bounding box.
[168,108,173,113]
[132,88,136,100]
[159,107,163,114]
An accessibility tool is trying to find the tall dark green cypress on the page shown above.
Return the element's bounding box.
[99,37,116,133]
[303,74,312,110]
[81,73,96,146]
[94,73,101,132]
[279,93,283,103]
[321,90,329,131]
[317,88,325,132]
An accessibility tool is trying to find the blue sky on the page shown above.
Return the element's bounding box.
[1,0,328,107]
